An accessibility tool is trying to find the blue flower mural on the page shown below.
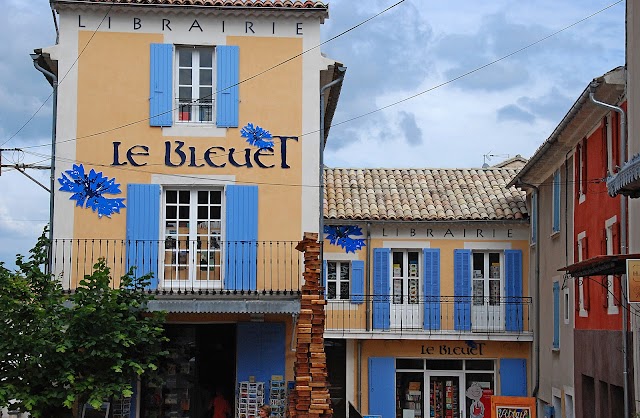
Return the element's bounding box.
[241,123,274,148]
[58,164,126,218]
[324,225,366,253]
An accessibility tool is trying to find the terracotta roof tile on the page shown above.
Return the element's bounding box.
[324,168,528,222]
[55,0,327,9]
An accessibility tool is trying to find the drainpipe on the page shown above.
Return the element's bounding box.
[589,87,629,418]
[357,340,362,411]
[319,66,347,286]
[366,222,371,331]
[31,53,57,273]
[519,182,540,406]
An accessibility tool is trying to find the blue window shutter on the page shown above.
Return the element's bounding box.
[373,248,390,330]
[351,260,365,304]
[454,249,471,331]
[553,282,560,348]
[505,249,523,331]
[225,185,258,290]
[237,322,285,402]
[423,248,440,330]
[149,43,173,127]
[126,184,160,289]
[368,357,395,418]
[499,358,527,396]
[553,171,561,232]
[216,45,239,128]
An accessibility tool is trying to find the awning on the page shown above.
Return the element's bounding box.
[607,153,640,198]
[147,299,300,314]
[558,253,640,277]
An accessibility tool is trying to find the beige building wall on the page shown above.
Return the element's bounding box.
[533,158,575,416]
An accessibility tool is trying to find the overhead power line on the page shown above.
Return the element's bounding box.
[16,0,405,150]
[0,2,115,148]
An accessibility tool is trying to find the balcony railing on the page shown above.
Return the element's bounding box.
[50,239,302,295]
[325,295,532,335]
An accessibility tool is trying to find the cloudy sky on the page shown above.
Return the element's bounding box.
[0,0,625,266]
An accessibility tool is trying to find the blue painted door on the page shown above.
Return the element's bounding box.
[499,358,527,396]
[368,357,395,418]
[237,322,285,402]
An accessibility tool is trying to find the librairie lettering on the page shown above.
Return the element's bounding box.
[112,138,297,169]
[420,343,486,356]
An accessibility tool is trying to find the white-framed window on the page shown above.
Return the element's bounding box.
[392,250,421,304]
[576,140,587,203]
[326,261,350,300]
[176,46,215,124]
[163,188,223,285]
[564,286,570,324]
[605,216,619,314]
[552,169,561,233]
[472,251,502,306]
[577,231,588,317]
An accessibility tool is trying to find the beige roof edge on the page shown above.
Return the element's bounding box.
[320,58,346,145]
[508,66,626,189]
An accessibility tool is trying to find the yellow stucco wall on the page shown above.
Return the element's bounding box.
[73,31,304,242]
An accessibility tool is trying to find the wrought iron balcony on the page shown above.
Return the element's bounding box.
[325,295,532,337]
[50,239,302,296]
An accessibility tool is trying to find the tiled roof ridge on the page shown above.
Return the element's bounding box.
[53,0,328,8]
[324,167,527,222]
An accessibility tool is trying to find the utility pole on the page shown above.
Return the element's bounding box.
[0,148,52,192]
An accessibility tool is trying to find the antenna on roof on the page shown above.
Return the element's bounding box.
[483,151,510,169]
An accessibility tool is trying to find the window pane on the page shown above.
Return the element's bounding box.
[489,253,500,278]
[328,282,337,300]
[200,49,213,67]
[426,359,463,370]
[340,282,349,300]
[179,191,190,204]
[179,87,192,101]
[179,68,192,85]
[327,261,337,278]
[211,191,221,204]
[166,206,177,219]
[465,360,495,371]
[393,251,403,277]
[210,206,221,220]
[179,49,192,67]
[473,280,484,305]
[198,191,208,204]
[408,252,419,277]
[489,280,500,305]
[166,190,177,204]
[178,206,189,220]
[393,278,403,304]
[396,359,424,370]
[199,87,213,103]
[473,253,484,278]
[198,206,207,220]
[339,263,350,281]
[200,69,212,86]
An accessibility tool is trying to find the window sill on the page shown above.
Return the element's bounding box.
[578,193,586,204]
[552,347,560,353]
[163,123,227,138]
[550,230,561,239]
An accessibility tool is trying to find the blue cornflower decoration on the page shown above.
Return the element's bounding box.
[324,225,366,253]
[241,123,274,148]
[58,164,126,218]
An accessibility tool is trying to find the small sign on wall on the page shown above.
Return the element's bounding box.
[490,396,536,418]
[627,259,640,303]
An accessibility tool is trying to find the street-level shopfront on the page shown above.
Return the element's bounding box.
[365,340,530,418]
[139,319,294,418]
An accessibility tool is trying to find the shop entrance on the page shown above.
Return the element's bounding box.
[141,324,237,418]
[427,372,463,418]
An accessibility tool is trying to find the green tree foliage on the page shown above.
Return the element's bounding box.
[0,233,167,417]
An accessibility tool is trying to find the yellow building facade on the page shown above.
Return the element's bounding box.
[321,168,532,418]
[39,1,342,417]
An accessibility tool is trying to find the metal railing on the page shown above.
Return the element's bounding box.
[325,295,532,335]
[50,239,302,295]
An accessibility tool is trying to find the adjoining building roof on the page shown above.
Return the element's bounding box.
[324,167,528,222]
[51,0,328,10]
[491,154,527,169]
[509,66,625,188]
